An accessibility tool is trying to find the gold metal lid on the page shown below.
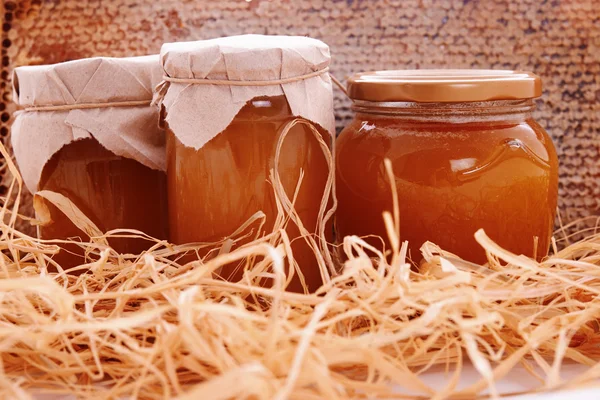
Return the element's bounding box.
[346,70,542,103]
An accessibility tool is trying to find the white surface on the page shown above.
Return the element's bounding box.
[31,362,600,399]
[414,362,599,399]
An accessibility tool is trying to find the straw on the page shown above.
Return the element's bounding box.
[1,137,600,399]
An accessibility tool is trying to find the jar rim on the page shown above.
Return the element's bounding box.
[351,99,536,122]
[347,69,542,103]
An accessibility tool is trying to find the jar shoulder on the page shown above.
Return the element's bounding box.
[337,116,557,165]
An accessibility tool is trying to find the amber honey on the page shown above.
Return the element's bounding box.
[167,95,331,292]
[38,138,168,268]
[336,101,559,263]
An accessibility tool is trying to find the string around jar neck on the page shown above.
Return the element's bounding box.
[20,100,152,113]
[162,67,329,86]
[152,67,348,106]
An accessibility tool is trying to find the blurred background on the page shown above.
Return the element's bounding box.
[1,0,599,235]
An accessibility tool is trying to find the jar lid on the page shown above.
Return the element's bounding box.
[346,70,542,103]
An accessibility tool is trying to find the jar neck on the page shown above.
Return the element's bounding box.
[352,99,535,123]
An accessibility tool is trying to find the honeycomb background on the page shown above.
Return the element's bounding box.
[1,0,599,237]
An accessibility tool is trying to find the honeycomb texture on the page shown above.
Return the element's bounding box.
[2,0,599,237]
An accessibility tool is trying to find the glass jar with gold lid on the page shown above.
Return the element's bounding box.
[336,70,559,263]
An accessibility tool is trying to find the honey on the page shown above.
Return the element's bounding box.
[167,95,331,292]
[337,70,559,263]
[38,138,168,268]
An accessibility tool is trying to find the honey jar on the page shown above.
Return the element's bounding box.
[11,56,168,269]
[336,70,559,263]
[158,35,336,292]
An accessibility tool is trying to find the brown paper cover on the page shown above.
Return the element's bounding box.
[11,55,165,193]
[159,35,335,150]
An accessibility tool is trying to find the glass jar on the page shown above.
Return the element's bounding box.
[159,35,335,293]
[336,70,559,263]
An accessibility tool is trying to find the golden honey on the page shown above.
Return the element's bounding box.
[336,70,559,263]
[337,111,558,263]
[167,95,331,292]
[38,138,168,268]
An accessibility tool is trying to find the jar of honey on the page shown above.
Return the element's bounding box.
[336,70,559,263]
[158,35,336,292]
[11,56,168,269]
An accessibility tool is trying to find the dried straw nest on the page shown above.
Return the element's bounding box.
[1,136,600,400]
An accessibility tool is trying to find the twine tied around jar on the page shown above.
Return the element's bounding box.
[152,67,347,106]
[20,100,152,113]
